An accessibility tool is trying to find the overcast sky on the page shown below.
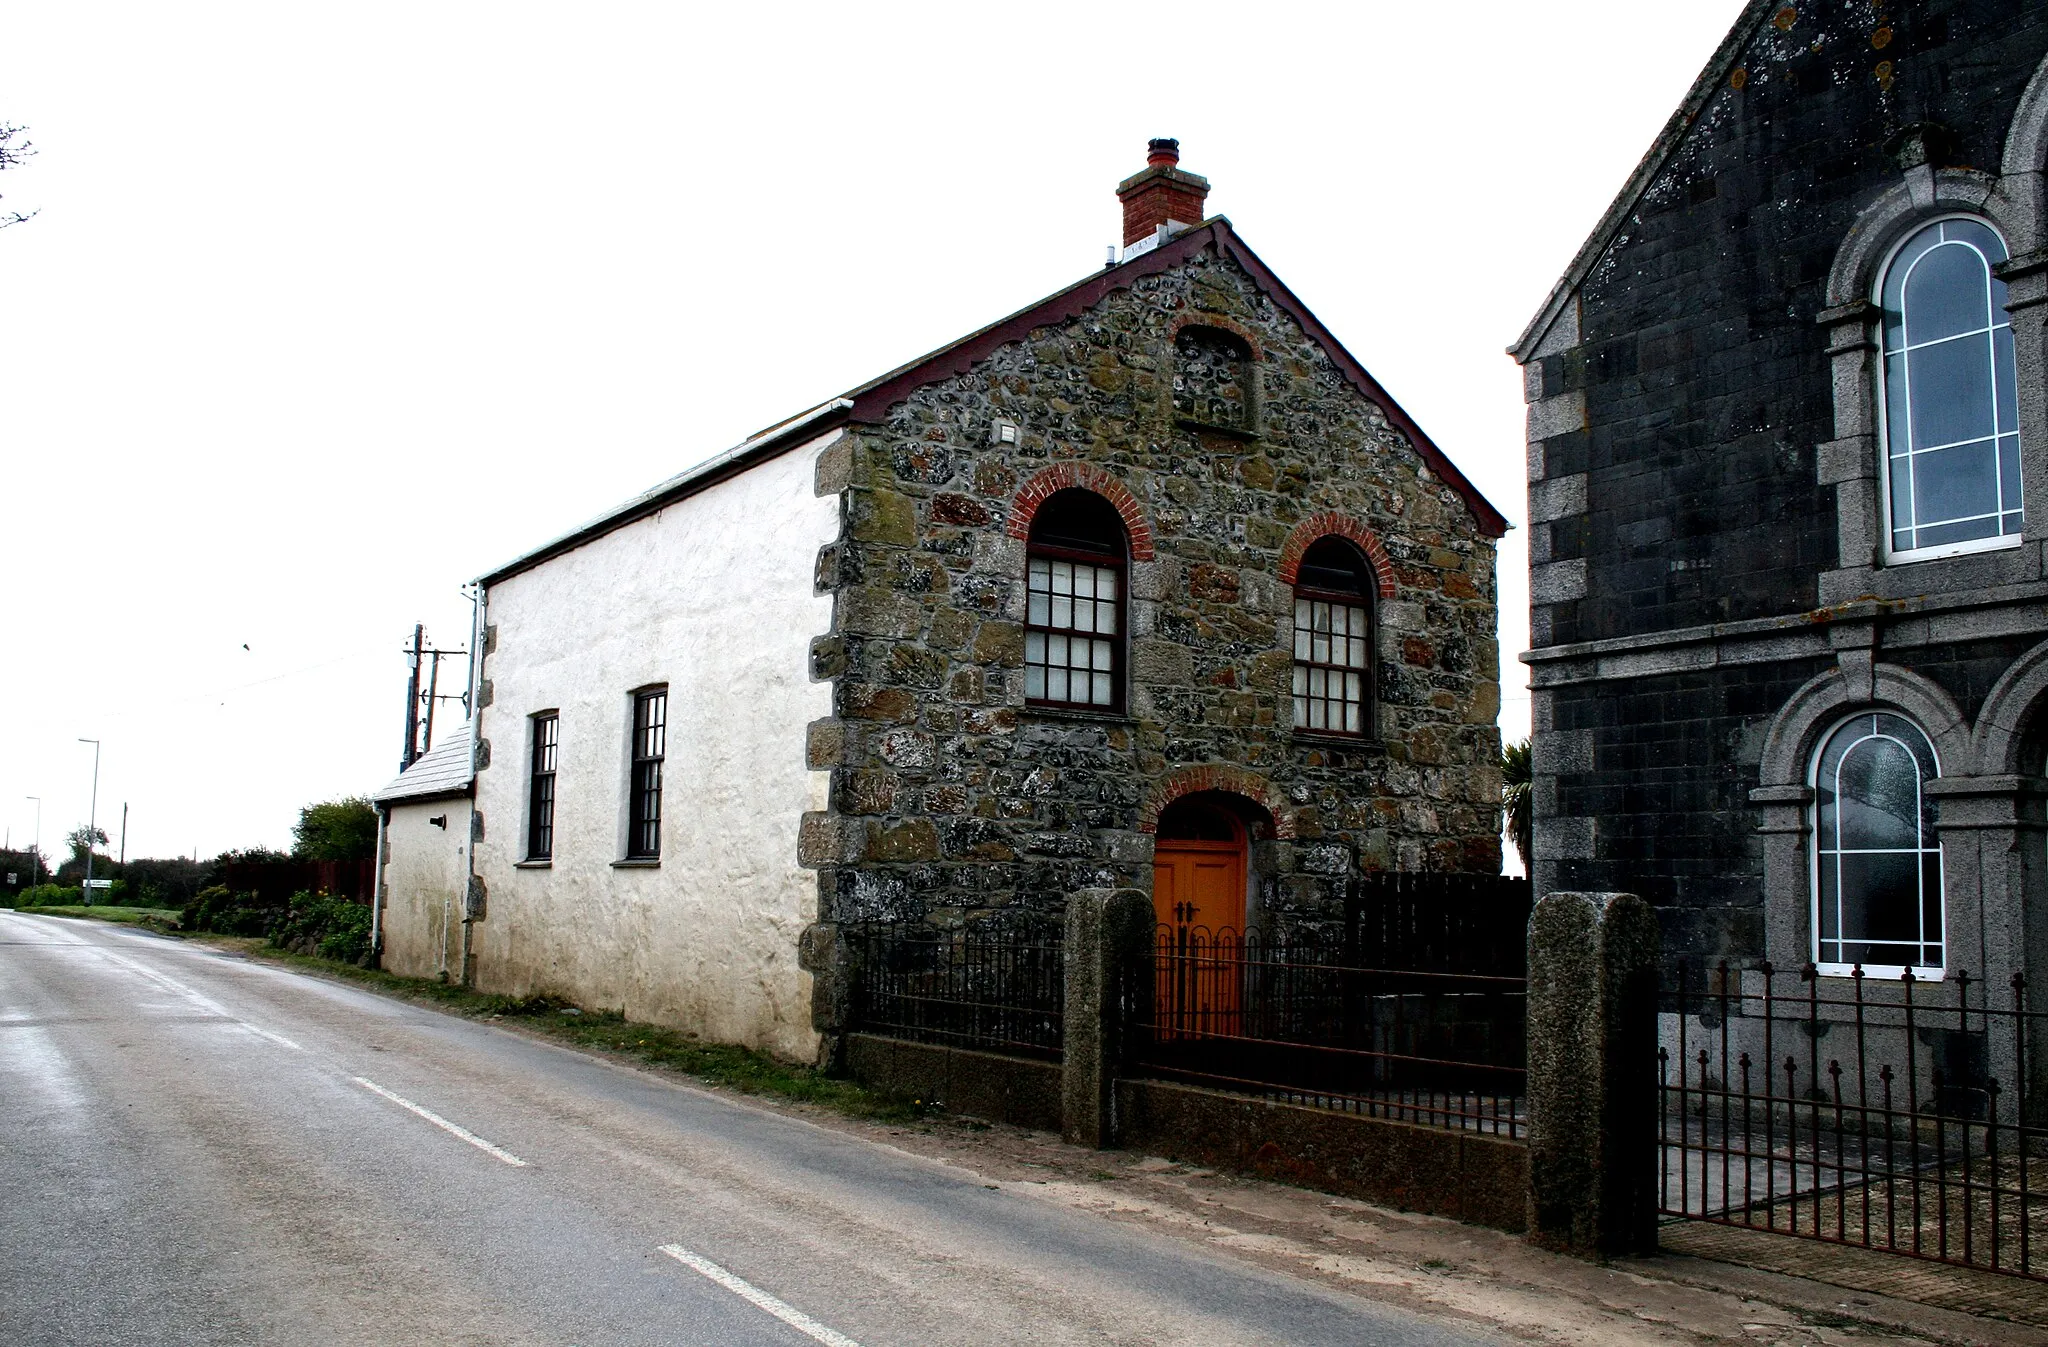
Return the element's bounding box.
[2,1,1747,864]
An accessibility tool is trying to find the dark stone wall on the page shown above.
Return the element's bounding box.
[1546,660,1828,963]
[1526,1,2048,967]
[806,244,1503,931]
[1544,0,2048,647]
[1907,633,2046,724]
[1547,630,2048,966]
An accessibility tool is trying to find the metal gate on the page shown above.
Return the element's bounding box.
[1658,960,2048,1280]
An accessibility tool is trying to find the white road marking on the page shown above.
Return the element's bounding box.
[351,1076,528,1167]
[0,1022,90,1116]
[0,913,308,1051]
[658,1245,863,1347]
[80,942,304,1051]
[237,1022,305,1050]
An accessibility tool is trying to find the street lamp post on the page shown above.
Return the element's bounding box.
[25,796,40,885]
[78,739,99,907]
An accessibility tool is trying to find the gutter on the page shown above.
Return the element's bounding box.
[474,399,854,587]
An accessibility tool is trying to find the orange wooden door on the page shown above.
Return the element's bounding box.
[1152,839,1246,935]
[1153,838,1246,1036]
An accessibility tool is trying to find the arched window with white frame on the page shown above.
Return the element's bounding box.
[1878,217,2022,560]
[1810,711,1945,975]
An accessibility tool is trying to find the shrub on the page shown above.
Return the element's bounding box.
[125,857,209,910]
[292,798,378,862]
[16,883,81,907]
[1501,737,1532,871]
[182,885,281,937]
[268,890,374,966]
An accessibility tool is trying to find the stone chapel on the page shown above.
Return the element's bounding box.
[1513,0,2048,994]
[376,142,1509,1062]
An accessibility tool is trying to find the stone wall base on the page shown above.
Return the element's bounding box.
[843,1034,1062,1132]
[1114,1078,1528,1233]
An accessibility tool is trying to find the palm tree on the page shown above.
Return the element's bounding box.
[1501,738,1532,870]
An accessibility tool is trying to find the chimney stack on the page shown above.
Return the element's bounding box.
[1116,138,1210,248]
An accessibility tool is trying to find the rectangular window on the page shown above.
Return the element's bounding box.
[526,712,558,860]
[1024,557,1120,709]
[627,688,666,859]
[1292,598,1370,735]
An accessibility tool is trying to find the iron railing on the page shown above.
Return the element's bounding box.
[1660,960,2048,1282]
[1128,925,1527,1136]
[846,923,1064,1060]
[1348,871,1532,978]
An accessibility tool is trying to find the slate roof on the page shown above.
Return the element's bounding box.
[1509,0,1779,362]
[372,721,474,805]
[478,216,1507,587]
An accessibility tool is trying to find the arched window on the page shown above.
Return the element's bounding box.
[1811,712,1944,974]
[1291,536,1374,737]
[1025,488,1126,711]
[1173,325,1252,431]
[1879,217,2022,560]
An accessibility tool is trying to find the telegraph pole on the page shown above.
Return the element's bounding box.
[397,624,468,767]
[400,624,423,770]
[424,646,441,756]
[25,797,40,884]
[78,739,100,907]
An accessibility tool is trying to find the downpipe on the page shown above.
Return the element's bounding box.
[369,805,388,966]
[460,583,486,988]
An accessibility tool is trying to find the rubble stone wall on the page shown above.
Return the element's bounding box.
[802,242,1502,938]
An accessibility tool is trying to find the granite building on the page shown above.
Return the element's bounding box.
[384,143,1508,1062]
[1512,0,2048,991]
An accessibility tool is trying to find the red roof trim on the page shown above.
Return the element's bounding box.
[843,225,1219,422]
[1211,227,1509,538]
[843,220,1508,539]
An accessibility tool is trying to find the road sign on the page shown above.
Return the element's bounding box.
[84,878,114,889]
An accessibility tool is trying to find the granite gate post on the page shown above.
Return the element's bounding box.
[1525,890,1661,1258]
[798,920,857,1072]
[1063,888,1153,1148]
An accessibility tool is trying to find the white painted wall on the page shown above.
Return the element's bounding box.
[468,430,838,1061]
[378,796,473,981]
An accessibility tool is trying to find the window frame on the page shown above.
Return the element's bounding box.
[526,711,558,862]
[1874,213,2024,565]
[1023,494,1129,716]
[1806,710,1946,980]
[625,686,666,861]
[1290,538,1376,740]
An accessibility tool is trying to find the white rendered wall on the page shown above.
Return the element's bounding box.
[378,797,473,981]
[469,431,838,1061]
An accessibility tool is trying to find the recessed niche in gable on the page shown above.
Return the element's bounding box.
[1173,325,1255,437]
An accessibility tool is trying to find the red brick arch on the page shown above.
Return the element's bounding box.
[1169,312,1263,361]
[1004,463,1156,560]
[1276,512,1396,599]
[1138,765,1294,840]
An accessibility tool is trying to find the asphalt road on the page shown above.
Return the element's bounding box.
[0,910,1504,1347]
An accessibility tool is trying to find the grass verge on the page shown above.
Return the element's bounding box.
[13,904,183,929]
[178,933,939,1125]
